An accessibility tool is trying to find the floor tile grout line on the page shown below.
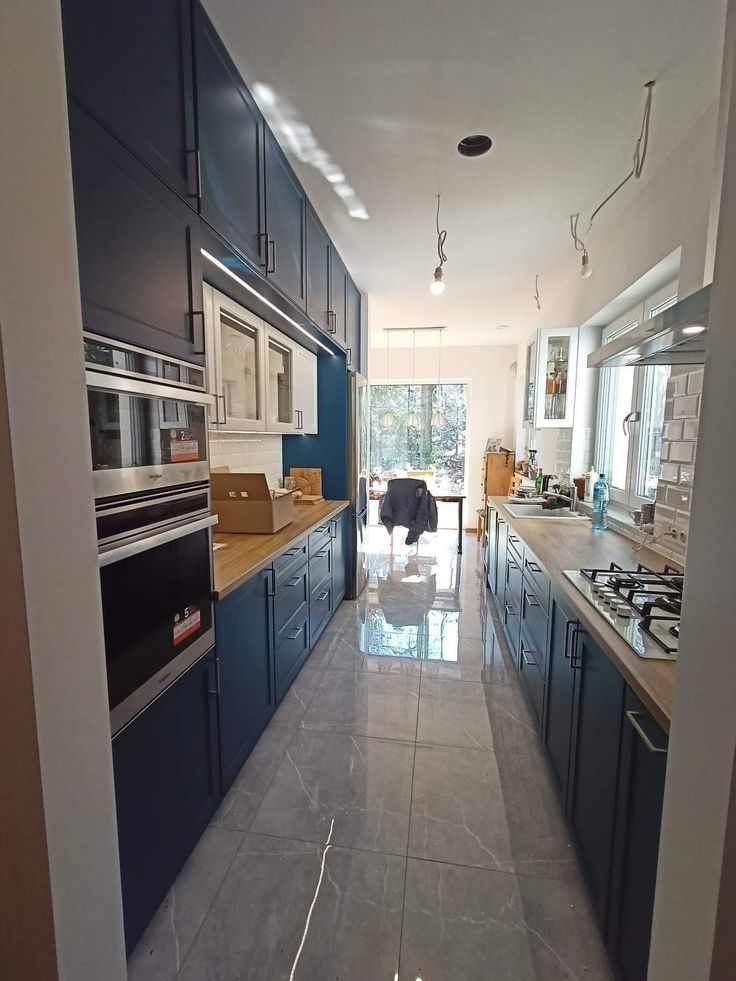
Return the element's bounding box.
[241,827,412,863]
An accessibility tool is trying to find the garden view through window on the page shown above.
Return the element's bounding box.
[369,383,467,495]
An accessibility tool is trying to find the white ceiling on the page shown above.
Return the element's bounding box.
[205,0,726,347]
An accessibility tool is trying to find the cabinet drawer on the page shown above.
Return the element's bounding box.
[275,608,309,699]
[503,597,521,666]
[308,523,332,556]
[505,548,523,614]
[519,626,545,727]
[521,581,549,659]
[273,541,308,586]
[274,564,309,633]
[309,545,332,599]
[523,550,551,611]
[310,582,332,647]
[507,530,524,564]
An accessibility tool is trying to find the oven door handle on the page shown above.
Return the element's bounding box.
[85,368,215,406]
[99,514,219,567]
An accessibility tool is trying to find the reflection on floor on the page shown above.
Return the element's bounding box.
[128,530,613,981]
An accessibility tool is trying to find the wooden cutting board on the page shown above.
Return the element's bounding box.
[289,468,322,496]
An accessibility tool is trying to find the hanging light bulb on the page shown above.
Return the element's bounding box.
[404,329,420,427]
[380,330,395,427]
[430,195,448,295]
[580,249,593,279]
[430,266,445,295]
[431,328,446,425]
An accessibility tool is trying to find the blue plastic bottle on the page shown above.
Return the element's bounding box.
[592,473,609,531]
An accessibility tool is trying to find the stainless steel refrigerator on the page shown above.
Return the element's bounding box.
[346,371,369,598]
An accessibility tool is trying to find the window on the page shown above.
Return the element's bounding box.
[595,283,678,507]
[370,383,467,493]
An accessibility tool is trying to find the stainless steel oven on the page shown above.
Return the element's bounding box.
[86,333,218,733]
[85,332,211,498]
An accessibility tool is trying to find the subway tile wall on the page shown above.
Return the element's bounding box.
[652,366,704,560]
[209,433,283,487]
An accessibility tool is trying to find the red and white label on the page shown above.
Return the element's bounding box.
[173,606,201,646]
[170,436,200,463]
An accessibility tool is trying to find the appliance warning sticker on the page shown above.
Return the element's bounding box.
[166,429,200,463]
[173,606,201,646]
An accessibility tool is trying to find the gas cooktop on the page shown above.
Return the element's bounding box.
[563,562,683,661]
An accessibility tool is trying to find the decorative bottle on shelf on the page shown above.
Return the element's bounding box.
[591,473,609,531]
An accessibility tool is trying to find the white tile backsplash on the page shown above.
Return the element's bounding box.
[209,433,283,487]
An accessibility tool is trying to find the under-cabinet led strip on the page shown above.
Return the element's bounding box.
[201,249,335,355]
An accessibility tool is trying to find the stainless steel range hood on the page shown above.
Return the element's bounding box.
[588,284,710,368]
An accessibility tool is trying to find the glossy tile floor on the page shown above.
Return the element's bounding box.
[128,531,613,981]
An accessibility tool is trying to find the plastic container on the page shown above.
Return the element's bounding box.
[591,473,609,532]
[584,466,598,503]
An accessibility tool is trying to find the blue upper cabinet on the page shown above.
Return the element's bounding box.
[346,274,361,372]
[264,129,307,310]
[330,247,348,346]
[195,3,267,271]
[306,205,332,334]
[60,0,198,203]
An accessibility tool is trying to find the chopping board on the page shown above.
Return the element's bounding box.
[289,467,322,496]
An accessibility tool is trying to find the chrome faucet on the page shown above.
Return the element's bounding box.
[543,483,578,513]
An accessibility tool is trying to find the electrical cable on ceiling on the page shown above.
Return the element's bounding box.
[533,273,542,310]
[570,80,656,272]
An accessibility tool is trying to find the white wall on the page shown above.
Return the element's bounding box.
[369,343,518,517]
[0,2,127,978]
[649,1,736,974]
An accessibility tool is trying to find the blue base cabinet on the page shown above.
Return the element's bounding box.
[111,650,220,954]
[330,509,349,607]
[216,569,275,792]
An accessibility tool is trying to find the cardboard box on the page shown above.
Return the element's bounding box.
[211,472,295,534]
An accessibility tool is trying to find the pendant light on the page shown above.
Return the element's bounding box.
[431,328,446,427]
[379,330,396,428]
[429,195,447,295]
[404,330,420,427]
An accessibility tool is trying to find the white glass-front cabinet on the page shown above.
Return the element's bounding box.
[530,327,579,428]
[204,285,266,432]
[204,284,318,435]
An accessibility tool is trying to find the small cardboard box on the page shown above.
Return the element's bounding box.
[211,472,296,534]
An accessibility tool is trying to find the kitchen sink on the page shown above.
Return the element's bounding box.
[504,503,588,519]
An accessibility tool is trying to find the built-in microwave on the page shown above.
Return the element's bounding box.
[85,333,218,733]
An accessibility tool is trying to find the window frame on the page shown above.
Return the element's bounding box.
[594,281,679,509]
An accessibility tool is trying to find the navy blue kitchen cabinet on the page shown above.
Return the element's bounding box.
[607,689,669,981]
[265,129,307,309]
[568,626,626,931]
[330,247,348,346]
[306,205,332,334]
[492,512,507,600]
[543,595,579,810]
[503,546,523,667]
[69,103,204,363]
[331,509,349,606]
[111,650,220,954]
[215,570,275,792]
[346,274,361,371]
[195,3,266,270]
[61,0,198,202]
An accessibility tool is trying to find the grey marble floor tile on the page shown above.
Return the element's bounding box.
[178,835,405,981]
[324,632,367,672]
[421,631,518,686]
[409,744,576,879]
[271,665,325,727]
[300,669,420,741]
[400,858,613,981]
[417,677,539,754]
[211,725,295,831]
[250,729,414,854]
[127,827,243,981]
[362,653,422,676]
[303,624,343,668]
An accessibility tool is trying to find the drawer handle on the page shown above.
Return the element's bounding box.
[504,603,516,618]
[283,547,300,558]
[525,559,542,574]
[315,548,329,558]
[508,559,519,570]
[286,625,303,641]
[317,589,329,602]
[315,525,328,533]
[524,590,539,607]
[521,648,536,667]
[284,576,301,588]
[509,534,519,543]
[626,711,668,754]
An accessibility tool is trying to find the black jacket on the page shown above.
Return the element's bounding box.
[379,478,439,545]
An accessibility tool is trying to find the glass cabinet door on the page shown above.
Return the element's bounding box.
[534,327,578,428]
[267,334,294,431]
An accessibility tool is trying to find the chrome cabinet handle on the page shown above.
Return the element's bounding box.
[626,711,668,754]
[509,534,519,543]
[191,310,205,355]
[284,575,301,588]
[525,559,542,574]
[267,239,276,274]
[283,547,300,557]
[330,520,337,539]
[523,590,539,607]
[286,625,303,640]
[219,393,227,425]
[563,617,575,659]
[295,408,303,430]
[521,648,536,667]
[504,603,515,618]
[508,558,519,570]
[569,625,583,669]
[315,548,329,558]
[346,346,352,366]
[317,590,330,602]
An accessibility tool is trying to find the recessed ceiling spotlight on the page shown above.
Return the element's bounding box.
[494,324,509,331]
[457,134,493,157]
[682,324,706,335]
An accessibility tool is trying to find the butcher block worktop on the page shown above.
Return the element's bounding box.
[212,500,350,600]
[491,497,678,731]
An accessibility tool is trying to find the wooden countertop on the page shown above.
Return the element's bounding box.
[491,497,678,732]
[213,500,350,600]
